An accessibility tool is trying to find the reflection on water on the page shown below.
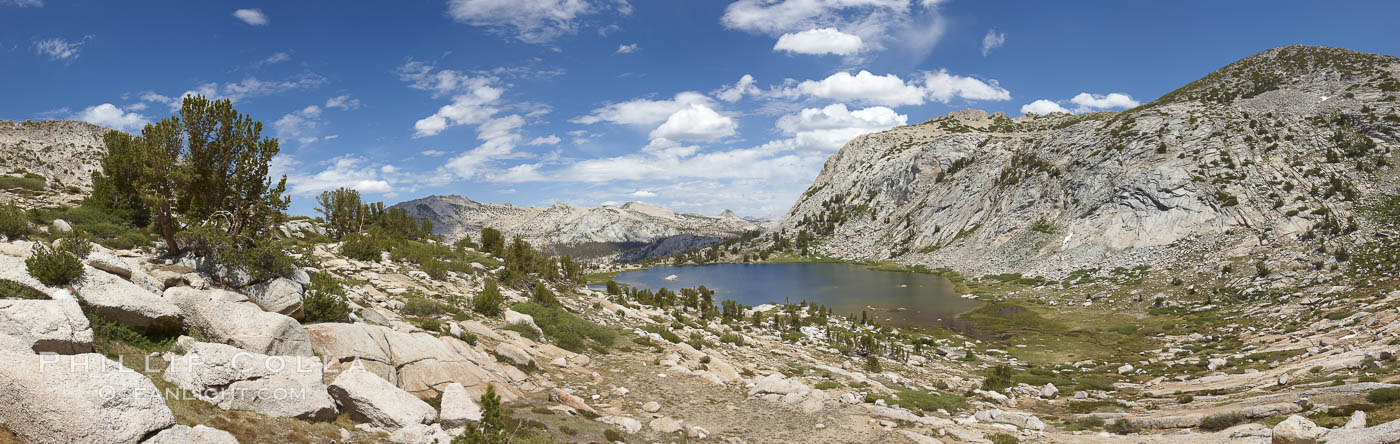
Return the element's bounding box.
[610,262,982,328]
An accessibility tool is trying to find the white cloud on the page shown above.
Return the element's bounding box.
[1020,99,1069,115]
[446,0,620,44]
[773,28,862,56]
[233,9,269,26]
[398,61,506,137]
[921,69,1010,103]
[282,154,403,197]
[1,0,43,7]
[981,28,1004,56]
[721,0,945,56]
[263,51,290,64]
[792,71,926,107]
[324,94,361,110]
[616,43,639,53]
[125,102,148,111]
[715,75,759,103]
[149,74,326,110]
[772,103,905,152]
[421,149,449,157]
[527,134,561,145]
[1070,92,1139,112]
[631,190,656,197]
[573,91,713,127]
[73,104,148,132]
[649,104,737,142]
[273,105,324,145]
[444,114,528,178]
[34,36,90,61]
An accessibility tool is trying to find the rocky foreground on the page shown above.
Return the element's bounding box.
[2,207,1400,444]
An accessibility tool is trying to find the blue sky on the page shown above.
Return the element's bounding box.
[3,1,1398,217]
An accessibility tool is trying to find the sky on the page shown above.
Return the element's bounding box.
[3,1,1399,218]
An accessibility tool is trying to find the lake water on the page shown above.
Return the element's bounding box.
[610,262,982,328]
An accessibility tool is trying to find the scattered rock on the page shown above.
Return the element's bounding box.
[1040,383,1059,399]
[142,425,239,444]
[1346,410,1368,430]
[244,277,306,319]
[439,382,482,429]
[163,340,337,420]
[388,423,452,444]
[649,416,685,434]
[73,266,182,332]
[165,287,314,356]
[0,289,92,354]
[328,362,437,430]
[84,250,130,278]
[0,353,175,444]
[597,415,643,434]
[642,401,661,413]
[550,388,599,416]
[1272,415,1324,444]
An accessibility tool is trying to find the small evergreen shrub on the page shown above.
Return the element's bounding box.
[1199,412,1246,431]
[341,233,387,261]
[982,364,1014,392]
[1106,418,1139,435]
[403,295,449,317]
[502,321,541,341]
[1367,387,1400,404]
[473,279,505,317]
[0,203,29,239]
[26,243,83,286]
[513,302,617,352]
[302,273,351,323]
[864,355,882,373]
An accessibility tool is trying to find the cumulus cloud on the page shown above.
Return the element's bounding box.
[721,0,945,56]
[573,91,713,127]
[233,9,268,26]
[1020,99,1069,115]
[324,94,361,110]
[421,149,449,157]
[397,61,506,137]
[649,104,737,142]
[73,104,148,132]
[1070,92,1139,112]
[444,114,528,179]
[631,190,656,197]
[791,71,927,107]
[771,103,905,152]
[282,154,403,197]
[527,135,561,145]
[446,0,625,44]
[715,74,760,103]
[921,69,1010,102]
[616,43,639,53]
[1,0,44,7]
[981,28,1004,56]
[273,105,325,145]
[34,35,91,61]
[773,28,862,56]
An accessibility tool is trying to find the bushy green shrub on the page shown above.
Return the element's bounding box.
[640,324,681,344]
[26,243,83,286]
[403,295,449,317]
[864,356,882,372]
[514,302,616,352]
[0,174,46,192]
[982,364,1014,392]
[1199,412,1246,431]
[473,279,505,317]
[341,233,388,261]
[29,204,153,249]
[1106,418,1139,435]
[719,332,745,345]
[0,203,29,239]
[57,231,93,259]
[302,273,351,323]
[1176,394,1194,404]
[502,321,541,341]
[987,433,1019,444]
[530,282,558,307]
[1367,387,1400,404]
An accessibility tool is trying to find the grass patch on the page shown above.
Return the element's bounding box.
[0,278,49,300]
[1199,412,1246,431]
[512,302,616,353]
[0,174,45,192]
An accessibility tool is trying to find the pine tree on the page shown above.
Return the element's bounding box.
[473,279,505,317]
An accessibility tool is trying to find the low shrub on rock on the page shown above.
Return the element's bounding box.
[26,242,83,286]
[0,202,29,239]
[1199,412,1246,431]
[302,273,351,323]
[472,279,505,317]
